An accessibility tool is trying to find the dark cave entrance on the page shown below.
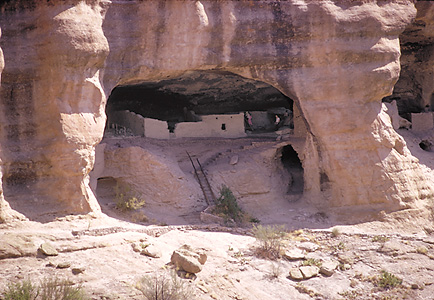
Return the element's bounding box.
[104,70,294,138]
[280,145,304,195]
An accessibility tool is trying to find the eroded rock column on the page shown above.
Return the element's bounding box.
[0,1,107,220]
[285,1,434,209]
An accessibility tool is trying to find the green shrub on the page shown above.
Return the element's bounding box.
[2,280,38,300]
[38,278,87,300]
[136,270,193,300]
[213,185,243,222]
[249,217,260,224]
[301,258,322,268]
[371,235,390,243]
[1,278,88,300]
[377,271,402,289]
[331,241,346,252]
[114,182,146,212]
[252,224,286,259]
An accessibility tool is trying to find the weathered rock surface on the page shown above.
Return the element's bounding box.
[2,220,434,300]
[0,0,433,220]
[378,239,408,256]
[95,145,201,216]
[0,1,107,220]
[384,101,412,130]
[0,233,54,259]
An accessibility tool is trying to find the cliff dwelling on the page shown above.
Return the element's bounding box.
[2,1,434,300]
[93,70,305,224]
[0,0,432,224]
[104,70,294,139]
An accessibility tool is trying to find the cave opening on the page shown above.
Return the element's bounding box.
[280,145,304,195]
[104,70,294,138]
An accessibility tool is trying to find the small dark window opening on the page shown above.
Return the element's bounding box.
[221,124,226,131]
[168,122,176,133]
[320,172,330,192]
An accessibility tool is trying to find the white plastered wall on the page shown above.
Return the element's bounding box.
[110,110,145,136]
[144,118,170,139]
[175,113,246,138]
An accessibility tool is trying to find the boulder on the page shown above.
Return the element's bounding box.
[320,261,339,277]
[57,262,71,269]
[39,242,58,256]
[337,253,354,265]
[72,267,86,275]
[289,268,304,281]
[298,242,319,252]
[170,245,207,274]
[283,248,305,260]
[299,266,320,279]
[378,240,406,257]
[0,233,43,259]
[141,245,162,258]
[131,243,142,253]
[229,155,239,165]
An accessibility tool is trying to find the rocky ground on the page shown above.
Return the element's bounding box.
[2,215,434,300]
[0,128,433,300]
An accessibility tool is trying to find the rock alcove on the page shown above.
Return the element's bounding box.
[105,70,293,137]
[95,70,302,224]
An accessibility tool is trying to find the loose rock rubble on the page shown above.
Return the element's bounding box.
[1,219,434,299]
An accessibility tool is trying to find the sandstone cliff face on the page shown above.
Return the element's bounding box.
[0,0,432,221]
[385,1,434,116]
[0,1,107,221]
[98,145,202,219]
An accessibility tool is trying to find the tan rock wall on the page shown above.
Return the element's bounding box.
[0,0,433,220]
[0,1,107,219]
[100,146,202,217]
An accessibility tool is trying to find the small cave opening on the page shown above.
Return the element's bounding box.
[280,145,304,195]
[104,70,294,138]
[95,176,117,209]
[419,139,432,151]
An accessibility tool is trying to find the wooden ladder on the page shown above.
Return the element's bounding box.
[187,151,216,206]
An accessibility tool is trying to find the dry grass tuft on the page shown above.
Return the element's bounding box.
[252,224,286,260]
